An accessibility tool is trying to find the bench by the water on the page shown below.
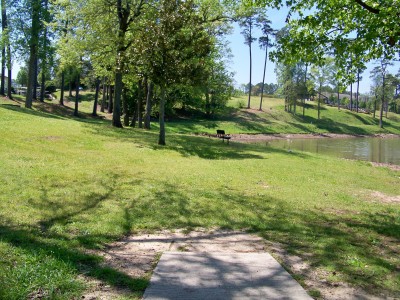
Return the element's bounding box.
[216,130,231,144]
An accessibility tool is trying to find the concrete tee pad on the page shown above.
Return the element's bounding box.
[143,252,312,300]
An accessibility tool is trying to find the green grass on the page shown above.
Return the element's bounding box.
[0,95,399,299]
[165,96,400,135]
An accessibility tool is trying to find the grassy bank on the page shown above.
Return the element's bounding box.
[165,96,400,135]
[0,95,399,299]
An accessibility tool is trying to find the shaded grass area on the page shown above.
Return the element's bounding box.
[0,96,399,298]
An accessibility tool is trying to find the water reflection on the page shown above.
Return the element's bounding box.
[265,137,400,165]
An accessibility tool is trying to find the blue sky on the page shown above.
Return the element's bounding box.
[225,7,400,94]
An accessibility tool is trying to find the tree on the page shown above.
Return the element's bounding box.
[370,58,394,128]
[257,14,274,111]
[16,66,28,86]
[1,0,13,98]
[238,8,263,109]
[310,59,333,120]
[138,0,213,145]
[265,0,400,82]
[25,0,41,108]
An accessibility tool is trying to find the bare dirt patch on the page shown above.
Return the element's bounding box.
[230,133,400,143]
[371,162,400,171]
[80,229,388,300]
[370,191,400,204]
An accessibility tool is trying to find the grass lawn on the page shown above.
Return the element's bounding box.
[0,94,399,299]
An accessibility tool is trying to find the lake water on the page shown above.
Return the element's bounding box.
[265,137,400,165]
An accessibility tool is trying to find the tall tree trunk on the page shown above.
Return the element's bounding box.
[318,84,321,120]
[1,0,6,96]
[7,52,11,99]
[356,70,360,113]
[373,95,377,118]
[0,47,4,95]
[40,69,45,102]
[337,89,340,110]
[108,83,113,113]
[92,77,100,116]
[60,71,65,105]
[303,63,308,117]
[74,73,80,117]
[113,71,123,127]
[25,0,40,108]
[123,86,130,126]
[39,0,48,102]
[247,26,252,109]
[100,77,106,112]
[158,85,166,145]
[33,56,38,100]
[69,80,72,97]
[350,82,353,111]
[379,75,385,128]
[144,81,153,129]
[138,79,144,128]
[385,100,388,118]
[130,102,137,128]
[259,46,268,111]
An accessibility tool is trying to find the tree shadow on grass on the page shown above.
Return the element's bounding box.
[1,177,399,298]
[0,174,149,298]
[84,122,312,160]
[0,224,149,298]
[126,183,400,297]
[0,103,66,120]
[0,100,107,124]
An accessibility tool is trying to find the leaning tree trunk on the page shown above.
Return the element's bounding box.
[144,81,153,129]
[259,46,268,111]
[158,85,166,145]
[92,77,100,116]
[25,0,40,108]
[74,73,80,117]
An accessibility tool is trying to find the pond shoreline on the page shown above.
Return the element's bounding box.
[230,133,400,142]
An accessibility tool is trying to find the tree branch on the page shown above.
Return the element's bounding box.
[354,0,380,14]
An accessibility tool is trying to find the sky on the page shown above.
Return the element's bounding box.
[12,6,399,94]
[225,7,400,94]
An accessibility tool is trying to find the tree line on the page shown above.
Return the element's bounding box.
[3,0,400,143]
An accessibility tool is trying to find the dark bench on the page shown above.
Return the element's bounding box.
[216,130,231,144]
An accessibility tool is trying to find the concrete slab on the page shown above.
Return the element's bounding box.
[143,252,312,300]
